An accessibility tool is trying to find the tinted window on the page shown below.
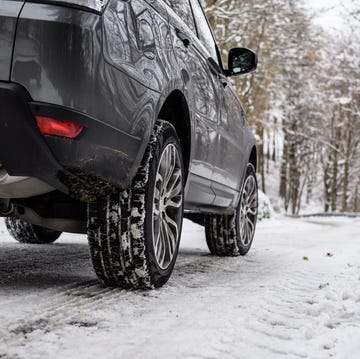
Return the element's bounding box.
[189,0,218,63]
[166,0,196,33]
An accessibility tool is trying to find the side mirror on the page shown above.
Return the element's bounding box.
[228,47,258,76]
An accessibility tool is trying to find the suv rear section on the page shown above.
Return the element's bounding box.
[0,0,192,289]
[0,1,160,204]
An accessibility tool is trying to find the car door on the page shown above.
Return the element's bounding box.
[189,0,246,208]
[212,85,248,207]
[165,0,221,208]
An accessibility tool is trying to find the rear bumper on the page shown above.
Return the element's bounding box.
[0,165,54,198]
[0,82,142,201]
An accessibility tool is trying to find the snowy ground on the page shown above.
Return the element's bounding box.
[0,216,359,359]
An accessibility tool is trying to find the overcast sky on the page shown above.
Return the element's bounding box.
[306,0,355,30]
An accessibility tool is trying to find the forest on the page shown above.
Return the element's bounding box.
[204,0,360,215]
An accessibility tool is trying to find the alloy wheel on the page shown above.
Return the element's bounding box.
[239,174,258,246]
[152,144,183,269]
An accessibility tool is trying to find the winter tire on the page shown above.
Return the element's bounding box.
[5,217,62,244]
[87,120,185,289]
[205,163,258,256]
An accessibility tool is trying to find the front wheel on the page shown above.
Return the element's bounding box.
[205,163,258,256]
[87,121,185,289]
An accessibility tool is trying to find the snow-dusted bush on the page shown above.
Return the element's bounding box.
[257,190,274,221]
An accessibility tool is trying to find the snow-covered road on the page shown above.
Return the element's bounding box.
[0,216,359,359]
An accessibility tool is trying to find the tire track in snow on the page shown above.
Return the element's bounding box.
[241,261,360,358]
[0,280,119,346]
[0,254,247,346]
[0,250,281,350]
[232,268,333,358]
[168,253,325,358]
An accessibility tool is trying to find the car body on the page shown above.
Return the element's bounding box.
[0,0,258,288]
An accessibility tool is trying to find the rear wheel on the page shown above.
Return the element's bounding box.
[5,217,61,244]
[87,121,184,288]
[205,163,258,256]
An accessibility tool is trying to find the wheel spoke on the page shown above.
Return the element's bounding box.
[244,220,251,245]
[158,161,167,186]
[247,208,257,216]
[246,226,251,244]
[156,171,164,186]
[248,194,257,208]
[154,224,161,256]
[240,220,245,238]
[246,217,254,236]
[247,191,256,208]
[164,220,176,257]
[153,206,160,218]
[164,146,175,188]
[168,178,182,200]
[159,222,167,267]
[166,169,182,197]
[164,212,179,241]
[156,223,164,264]
[166,197,182,209]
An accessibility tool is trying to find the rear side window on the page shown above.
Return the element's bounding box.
[189,0,219,64]
[166,0,196,33]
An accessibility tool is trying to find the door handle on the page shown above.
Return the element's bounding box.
[175,28,190,48]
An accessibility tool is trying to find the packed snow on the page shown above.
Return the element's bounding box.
[0,215,359,358]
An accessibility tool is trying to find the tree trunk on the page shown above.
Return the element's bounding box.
[272,117,277,162]
[288,140,299,215]
[257,128,266,193]
[330,149,338,212]
[341,128,351,212]
[330,126,340,212]
[323,161,331,212]
[279,141,288,210]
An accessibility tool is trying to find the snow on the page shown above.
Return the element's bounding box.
[0,215,359,358]
[305,0,356,31]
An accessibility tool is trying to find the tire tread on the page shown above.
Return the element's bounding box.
[87,121,176,289]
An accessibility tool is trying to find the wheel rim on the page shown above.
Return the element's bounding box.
[152,143,183,270]
[239,175,258,247]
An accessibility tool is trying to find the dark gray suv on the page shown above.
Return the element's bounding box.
[0,0,258,288]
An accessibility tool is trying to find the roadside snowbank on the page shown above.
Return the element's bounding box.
[258,190,274,220]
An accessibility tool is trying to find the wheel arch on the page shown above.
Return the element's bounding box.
[233,145,258,209]
[249,145,257,172]
[158,90,191,179]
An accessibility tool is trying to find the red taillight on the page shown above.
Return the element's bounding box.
[35,116,84,139]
